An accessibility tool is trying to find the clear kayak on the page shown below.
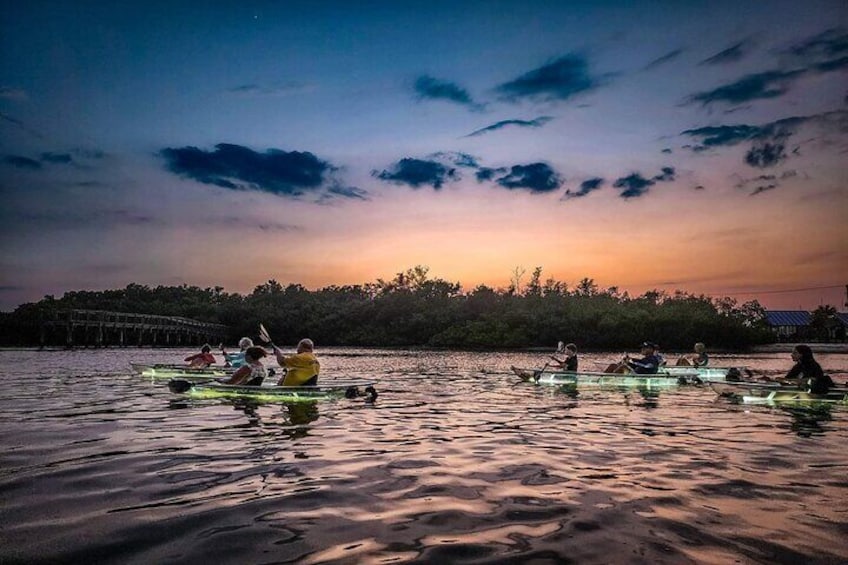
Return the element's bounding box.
[510,366,701,388]
[167,378,378,403]
[660,365,746,381]
[710,382,848,405]
[131,362,234,379]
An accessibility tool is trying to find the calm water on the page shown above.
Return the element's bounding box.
[1,348,847,564]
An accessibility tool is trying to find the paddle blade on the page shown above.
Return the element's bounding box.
[168,379,193,394]
[258,323,272,344]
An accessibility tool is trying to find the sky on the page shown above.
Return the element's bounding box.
[1,0,847,313]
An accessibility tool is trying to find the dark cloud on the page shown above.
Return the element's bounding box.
[682,111,848,168]
[565,177,604,198]
[496,53,599,102]
[227,82,310,97]
[744,142,787,168]
[430,151,480,168]
[40,152,72,164]
[475,167,506,182]
[323,185,368,200]
[414,75,482,110]
[700,41,751,65]
[750,183,778,195]
[160,143,356,198]
[681,124,763,148]
[661,148,672,154]
[652,167,676,182]
[3,155,41,169]
[465,116,553,137]
[613,167,676,199]
[814,56,848,72]
[494,163,561,192]
[644,49,684,70]
[688,70,803,106]
[613,173,655,198]
[782,28,848,64]
[373,158,458,189]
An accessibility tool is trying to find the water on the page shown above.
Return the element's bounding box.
[1,348,846,564]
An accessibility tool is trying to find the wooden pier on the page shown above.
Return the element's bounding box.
[40,309,228,348]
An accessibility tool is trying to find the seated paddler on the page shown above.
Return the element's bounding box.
[219,346,268,386]
[606,342,661,374]
[273,338,320,386]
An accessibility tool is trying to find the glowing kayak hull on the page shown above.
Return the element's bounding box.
[167,378,377,403]
[511,366,701,388]
[710,382,848,405]
[131,362,233,379]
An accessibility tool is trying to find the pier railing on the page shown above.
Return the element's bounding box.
[40,309,228,347]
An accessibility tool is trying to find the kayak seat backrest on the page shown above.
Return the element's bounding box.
[245,376,265,387]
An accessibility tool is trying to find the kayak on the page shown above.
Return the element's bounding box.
[131,362,234,379]
[510,366,701,388]
[710,381,848,405]
[167,378,378,403]
[660,366,746,381]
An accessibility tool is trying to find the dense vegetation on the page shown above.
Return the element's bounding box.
[1,266,780,349]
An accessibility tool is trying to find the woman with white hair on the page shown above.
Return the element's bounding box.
[221,336,254,368]
[273,338,320,386]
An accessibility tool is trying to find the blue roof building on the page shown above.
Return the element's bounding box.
[764,310,811,340]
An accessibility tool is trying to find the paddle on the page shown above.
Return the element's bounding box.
[258,323,275,349]
[533,362,550,383]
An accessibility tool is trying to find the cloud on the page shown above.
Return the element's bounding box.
[496,53,600,102]
[429,151,481,168]
[414,75,482,110]
[688,69,804,106]
[750,183,777,195]
[652,166,676,182]
[465,116,553,137]
[226,82,312,97]
[40,152,73,164]
[565,177,604,198]
[2,155,41,169]
[734,170,798,195]
[700,40,752,65]
[744,142,787,168]
[613,167,676,199]
[0,86,27,101]
[613,173,654,198]
[493,163,561,192]
[781,28,848,65]
[682,110,848,168]
[373,158,458,189]
[160,143,358,198]
[643,49,684,71]
[475,167,506,182]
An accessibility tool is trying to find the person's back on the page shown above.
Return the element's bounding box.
[185,344,216,368]
[275,338,320,386]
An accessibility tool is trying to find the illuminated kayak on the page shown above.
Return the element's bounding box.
[710,382,848,405]
[660,366,746,381]
[510,366,701,387]
[167,378,378,403]
[131,362,234,379]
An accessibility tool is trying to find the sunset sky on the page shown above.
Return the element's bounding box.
[1,1,846,312]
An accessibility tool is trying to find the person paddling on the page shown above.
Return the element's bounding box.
[272,338,320,386]
[605,342,661,374]
[676,342,708,367]
[184,344,216,368]
[781,344,834,394]
[221,337,254,368]
[219,346,268,386]
[550,342,578,371]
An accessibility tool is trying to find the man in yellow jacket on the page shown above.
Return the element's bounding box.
[273,338,320,386]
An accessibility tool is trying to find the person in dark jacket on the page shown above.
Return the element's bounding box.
[550,342,578,371]
[782,344,834,394]
[605,342,661,374]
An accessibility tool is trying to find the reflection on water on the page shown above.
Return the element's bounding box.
[0,347,846,564]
